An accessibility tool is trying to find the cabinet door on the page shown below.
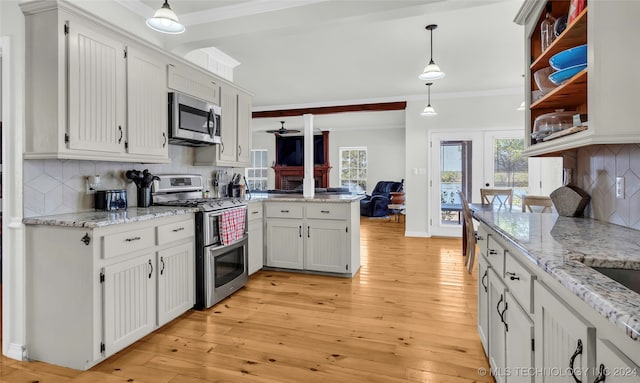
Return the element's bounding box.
[305,220,348,273]
[504,292,534,383]
[157,243,194,326]
[488,268,507,383]
[265,219,303,269]
[218,85,238,163]
[126,47,168,158]
[594,339,640,383]
[236,90,252,166]
[478,255,490,357]
[248,218,264,275]
[103,254,155,355]
[534,281,596,383]
[67,20,125,153]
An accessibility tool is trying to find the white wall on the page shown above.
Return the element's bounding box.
[404,92,524,237]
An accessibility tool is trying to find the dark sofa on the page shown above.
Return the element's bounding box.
[360,181,404,217]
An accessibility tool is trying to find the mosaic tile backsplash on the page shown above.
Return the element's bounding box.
[23,145,227,217]
[574,144,640,230]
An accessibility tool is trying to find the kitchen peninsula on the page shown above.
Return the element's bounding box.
[473,210,640,382]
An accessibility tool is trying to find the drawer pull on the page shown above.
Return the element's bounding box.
[475,234,484,241]
[569,339,583,383]
[148,259,153,279]
[320,210,330,213]
[481,270,488,292]
[299,225,302,238]
[251,211,259,215]
[489,249,498,255]
[281,209,290,213]
[172,227,185,232]
[506,271,520,281]
[124,236,141,242]
[81,233,91,246]
[160,256,165,275]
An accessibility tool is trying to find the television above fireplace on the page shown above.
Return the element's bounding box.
[275,134,325,166]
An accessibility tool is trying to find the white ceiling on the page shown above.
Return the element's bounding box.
[107,0,525,110]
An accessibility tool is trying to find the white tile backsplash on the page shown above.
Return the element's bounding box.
[23,145,232,217]
[574,143,640,229]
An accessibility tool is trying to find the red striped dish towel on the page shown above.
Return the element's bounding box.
[219,208,246,245]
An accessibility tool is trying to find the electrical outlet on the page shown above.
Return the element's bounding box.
[616,176,625,199]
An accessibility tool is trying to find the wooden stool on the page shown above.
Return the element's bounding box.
[522,195,553,213]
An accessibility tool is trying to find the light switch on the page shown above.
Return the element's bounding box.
[616,176,625,199]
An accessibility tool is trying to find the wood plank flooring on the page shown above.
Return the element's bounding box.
[0,218,492,382]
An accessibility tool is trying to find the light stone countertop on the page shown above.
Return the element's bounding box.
[23,206,199,228]
[473,209,640,342]
[248,193,365,203]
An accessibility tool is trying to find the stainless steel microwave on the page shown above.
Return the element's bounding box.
[168,92,221,146]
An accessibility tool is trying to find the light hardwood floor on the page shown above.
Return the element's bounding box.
[0,218,492,382]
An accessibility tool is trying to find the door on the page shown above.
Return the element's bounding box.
[429,131,483,237]
[157,243,194,326]
[527,157,563,196]
[305,220,348,273]
[126,46,168,158]
[103,254,155,355]
[478,255,490,356]
[247,218,264,275]
[534,281,596,383]
[265,219,304,269]
[67,20,126,153]
[483,131,529,209]
[236,91,252,166]
[594,339,640,383]
[504,292,534,383]
[218,84,238,163]
[488,268,507,383]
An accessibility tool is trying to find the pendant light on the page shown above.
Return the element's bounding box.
[146,0,185,34]
[421,83,437,117]
[418,24,445,81]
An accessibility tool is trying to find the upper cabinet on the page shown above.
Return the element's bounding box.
[515,0,640,156]
[194,84,252,167]
[167,64,220,106]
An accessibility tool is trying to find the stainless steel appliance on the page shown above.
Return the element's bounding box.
[152,174,248,309]
[168,92,222,146]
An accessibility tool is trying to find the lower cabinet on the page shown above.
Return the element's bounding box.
[534,281,596,383]
[478,255,490,355]
[247,202,264,275]
[595,339,640,383]
[488,268,508,383]
[264,201,359,275]
[25,214,195,370]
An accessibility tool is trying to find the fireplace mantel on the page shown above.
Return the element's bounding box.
[273,131,330,189]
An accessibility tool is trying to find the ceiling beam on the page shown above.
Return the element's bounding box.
[252,101,407,119]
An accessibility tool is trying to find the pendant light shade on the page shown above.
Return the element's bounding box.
[146,0,185,34]
[421,83,437,117]
[419,24,445,81]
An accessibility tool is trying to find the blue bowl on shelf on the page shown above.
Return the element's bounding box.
[548,64,587,85]
[549,44,587,70]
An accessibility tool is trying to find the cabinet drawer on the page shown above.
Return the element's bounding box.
[157,218,195,245]
[504,252,536,313]
[306,204,347,220]
[486,236,505,276]
[247,204,264,221]
[265,203,303,218]
[102,227,155,259]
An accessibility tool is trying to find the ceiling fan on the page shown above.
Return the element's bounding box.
[265,121,300,135]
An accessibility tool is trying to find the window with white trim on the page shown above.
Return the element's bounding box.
[339,147,367,193]
[245,149,269,191]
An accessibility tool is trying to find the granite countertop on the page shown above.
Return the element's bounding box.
[23,206,199,228]
[249,192,365,203]
[473,210,640,342]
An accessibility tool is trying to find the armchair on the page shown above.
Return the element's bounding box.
[360,181,404,217]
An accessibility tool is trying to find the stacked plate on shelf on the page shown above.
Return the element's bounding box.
[548,44,587,85]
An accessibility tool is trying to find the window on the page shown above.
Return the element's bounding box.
[339,147,367,193]
[245,149,269,191]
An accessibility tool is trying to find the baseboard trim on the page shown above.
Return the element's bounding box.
[405,231,430,238]
[6,343,25,361]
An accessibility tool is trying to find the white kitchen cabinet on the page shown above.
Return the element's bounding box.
[488,268,508,383]
[266,218,304,269]
[264,201,360,276]
[194,85,252,167]
[534,280,596,383]
[594,339,640,383]
[504,291,534,383]
[515,1,640,157]
[103,253,156,355]
[126,46,168,159]
[247,202,264,275]
[167,63,220,105]
[67,19,126,154]
[157,242,195,326]
[478,255,490,356]
[25,214,195,370]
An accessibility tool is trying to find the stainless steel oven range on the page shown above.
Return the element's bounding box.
[152,174,248,310]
